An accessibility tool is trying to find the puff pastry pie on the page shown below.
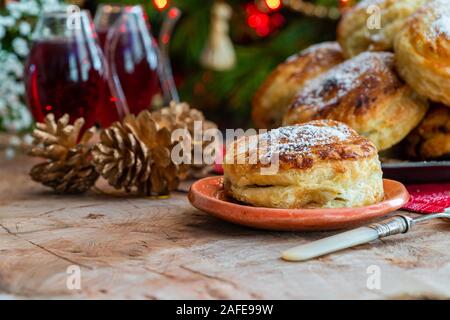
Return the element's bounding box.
[223,120,384,209]
[252,42,344,129]
[338,0,426,58]
[394,0,450,106]
[406,104,450,160]
[282,52,429,151]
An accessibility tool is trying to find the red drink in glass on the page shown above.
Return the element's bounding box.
[102,5,164,115]
[110,29,160,114]
[24,38,112,128]
[24,10,119,129]
[97,29,109,49]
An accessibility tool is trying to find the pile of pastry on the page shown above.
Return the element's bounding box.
[253,0,450,160]
[223,0,449,210]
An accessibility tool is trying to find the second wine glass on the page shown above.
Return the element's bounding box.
[104,5,163,116]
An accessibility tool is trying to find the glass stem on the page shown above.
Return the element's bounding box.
[158,7,181,104]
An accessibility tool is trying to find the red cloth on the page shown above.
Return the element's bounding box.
[403,183,450,214]
[213,145,226,175]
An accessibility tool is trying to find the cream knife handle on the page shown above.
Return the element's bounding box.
[282,227,379,262]
[282,216,413,262]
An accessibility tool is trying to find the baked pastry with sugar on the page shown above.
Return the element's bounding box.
[282,51,429,151]
[252,42,345,129]
[394,0,450,106]
[223,120,384,209]
[338,0,426,58]
[405,104,450,160]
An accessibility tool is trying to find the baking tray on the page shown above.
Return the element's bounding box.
[382,161,450,184]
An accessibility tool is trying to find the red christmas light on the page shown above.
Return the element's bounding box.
[271,13,285,28]
[245,2,285,38]
[162,34,170,44]
[168,7,180,18]
[247,12,269,29]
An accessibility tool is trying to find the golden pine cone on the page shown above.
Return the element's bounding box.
[92,110,180,196]
[28,114,99,194]
[152,101,211,132]
[152,101,218,179]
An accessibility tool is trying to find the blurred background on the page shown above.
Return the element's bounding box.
[0,0,354,139]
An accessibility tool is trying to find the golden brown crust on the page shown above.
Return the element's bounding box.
[223,120,384,209]
[394,0,450,106]
[405,104,450,160]
[282,52,429,151]
[337,0,427,58]
[224,120,377,172]
[251,42,345,129]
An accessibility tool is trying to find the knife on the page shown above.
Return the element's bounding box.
[282,211,450,262]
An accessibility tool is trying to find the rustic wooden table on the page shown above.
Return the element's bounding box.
[0,154,449,299]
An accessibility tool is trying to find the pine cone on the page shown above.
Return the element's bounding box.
[92,110,179,196]
[152,101,218,179]
[28,114,99,194]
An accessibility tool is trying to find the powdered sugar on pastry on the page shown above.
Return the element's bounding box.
[434,17,450,38]
[430,0,450,38]
[257,121,352,160]
[287,42,341,62]
[294,52,392,107]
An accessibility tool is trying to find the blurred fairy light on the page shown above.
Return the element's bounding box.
[283,0,345,20]
[265,0,282,11]
[248,0,349,37]
[153,0,169,11]
[247,2,285,37]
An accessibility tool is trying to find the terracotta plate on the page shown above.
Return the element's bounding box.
[188,177,410,231]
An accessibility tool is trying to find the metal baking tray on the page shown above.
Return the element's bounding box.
[382,161,450,184]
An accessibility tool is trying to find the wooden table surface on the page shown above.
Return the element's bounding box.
[0,154,449,300]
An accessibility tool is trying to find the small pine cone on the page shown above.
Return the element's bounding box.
[152,101,218,180]
[92,110,179,196]
[30,146,99,193]
[28,114,99,194]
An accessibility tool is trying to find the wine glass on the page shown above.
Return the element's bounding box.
[24,8,118,129]
[105,5,164,115]
[93,4,123,50]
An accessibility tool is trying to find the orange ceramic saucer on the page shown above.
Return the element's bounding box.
[188,177,410,231]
